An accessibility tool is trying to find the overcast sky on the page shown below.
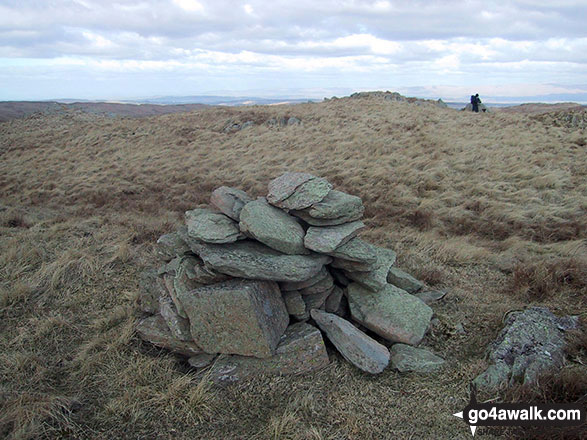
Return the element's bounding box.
[1,0,586,101]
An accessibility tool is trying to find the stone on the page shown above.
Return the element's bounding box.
[280,266,329,291]
[210,186,253,221]
[157,256,181,276]
[347,283,433,345]
[304,221,365,254]
[330,268,351,286]
[191,240,331,282]
[239,198,308,255]
[190,256,232,284]
[310,309,389,374]
[415,290,447,305]
[291,190,364,225]
[188,353,217,369]
[389,344,445,373]
[344,247,397,291]
[473,307,579,390]
[331,258,372,272]
[172,256,204,318]
[208,322,329,384]
[268,173,333,210]
[159,296,192,341]
[155,229,190,261]
[325,237,377,264]
[287,117,301,126]
[303,287,332,310]
[282,290,307,318]
[387,267,424,293]
[185,208,243,244]
[299,272,334,296]
[325,286,344,313]
[138,268,164,314]
[136,315,202,357]
[267,172,315,204]
[175,279,289,358]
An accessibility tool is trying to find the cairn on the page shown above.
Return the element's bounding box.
[137,172,442,383]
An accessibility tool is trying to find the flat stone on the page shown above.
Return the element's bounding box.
[175,279,289,358]
[185,208,243,244]
[303,287,333,310]
[159,296,192,341]
[189,256,232,284]
[415,290,447,305]
[172,256,204,318]
[291,190,364,225]
[325,237,377,264]
[208,322,329,384]
[239,198,308,255]
[387,267,424,293]
[299,272,334,296]
[138,268,164,314]
[188,353,217,369]
[282,290,307,318]
[267,172,315,204]
[331,258,372,272]
[325,286,344,313]
[389,344,445,373]
[191,240,331,282]
[347,283,433,345]
[155,229,190,261]
[344,246,397,291]
[280,266,329,291]
[136,315,202,357]
[272,177,333,210]
[311,309,389,374]
[210,186,253,221]
[304,221,365,253]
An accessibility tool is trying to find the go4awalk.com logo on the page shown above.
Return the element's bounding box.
[453,392,585,436]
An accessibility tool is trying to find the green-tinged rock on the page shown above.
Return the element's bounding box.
[136,314,202,357]
[304,221,365,254]
[344,246,397,291]
[415,290,447,305]
[191,240,331,282]
[267,173,333,210]
[138,268,164,314]
[176,279,289,358]
[210,186,253,221]
[159,296,192,341]
[291,190,364,225]
[185,208,243,244]
[280,266,329,291]
[303,287,332,310]
[326,237,377,264]
[347,283,433,345]
[239,198,308,255]
[389,344,445,373]
[209,322,330,383]
[267,172,315,204]
[188,353,217,369]
[325,286,344,313]
[155,228,191,261]
[172,256,204,318]
[311,309,389,374]
[387,267,424,293]
[331,257,372,272]
[282,290,307,319]
[299,272,334,296]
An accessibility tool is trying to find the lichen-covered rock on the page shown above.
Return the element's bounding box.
[302,287,332,310]
[188,353,217,369]
[185,208,243,244]
[136,314,202,357]
[267,173,332,210]
[239,198,308,255]
[389,344,445,373]
[280,266,329,292]
[191,240,331,282]
[138,268,164,314]
[325,286,344,313]
[208,322,330,383]
[172,256,204,318]
[291,190,364,226]
[175,279,289,358]
[415,290,447,305]
[156,228,190,261]
[347,283,433,345]
[299,272,334,296]
[304,221,365,253]
[282,290,307,319]
[387,267,424,293]
[325,237,377,264]
[159,296,192,341]
[267,172,315,203]
[210,186,253,221]
[344,247,397,291]
[311,309,389,374]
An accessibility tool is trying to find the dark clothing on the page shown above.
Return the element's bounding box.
[471,95,479,112]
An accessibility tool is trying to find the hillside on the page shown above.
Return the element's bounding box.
[0,94,585,439]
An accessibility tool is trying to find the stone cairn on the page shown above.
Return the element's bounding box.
[137,172,444,383]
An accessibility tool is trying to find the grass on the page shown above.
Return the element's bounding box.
[0,95,585,439]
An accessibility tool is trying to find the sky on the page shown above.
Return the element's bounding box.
[1,0,586,102]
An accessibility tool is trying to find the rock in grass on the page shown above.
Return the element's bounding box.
[239,198,308,255]
[208,322,329,383]
[325,237,377,264]
[347,283,433,345]
[192,240,331,282]
[344,246,397,291]
[415,290,447,305]
[155,229,190,261]
[311,309,389,374]
[188,353,217,369]
[304,221,365,254]
[185,208,243,244]
[387,267,424,293]
[176,279,289,358]
[210,186,253,221]
[159,296,192,341]
[389,344,445,373]
[291,190,364,225]
[136,315,202,357]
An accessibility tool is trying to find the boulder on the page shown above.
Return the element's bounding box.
[136,315,202,357]
[389,344,445,373]
[185,208,243,244]
[344,246,397,291]
[208,322,329,384]
[159,296,192,341]
[311,309,389,374]
[347,283,433,345]
[210,186,253,221]
[267,173,332,210]
[155,229,190,261]
[304,221,365,254]
[175,279,289,358]
[291,190,364,226]
[325,237,377,264]
[191,240,331,282]
[387,267,424,293]
[239,198,308,255]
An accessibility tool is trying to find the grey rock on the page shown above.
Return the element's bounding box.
[188,353,217,369]
[172,256,204,318]
[241,121,254,129]
[138,268,164,314]
[311,309,389,374]
[176,279,289,358]
[331,257,372,272]
[239,198,308,255]
[136,314,202,357]
[280,266,329,291]
[344,246,397,291]
[303,287,333,310]
[192,240,331,282]
[268,173,333,211]
[208,322,329,383]
[157,256,182,276]
[282,290,307,319]
[159,296,192,341]
[267,172,315,204]
[304,221,365,253]
[189,256,232,285]
[287,117,301,126]
[390,344,445,373]
[299,272,334,296]
[387,267,424,293]
[414,290,447,305]
[473,307,579,390]
[210,186,253,221]
[325,237,377,264]
[156,229,190,261]
[325,286,344,313]
[291,190,364,225]
[347,283,433,345]
[330,268,351,286]
[185,208,243,244]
